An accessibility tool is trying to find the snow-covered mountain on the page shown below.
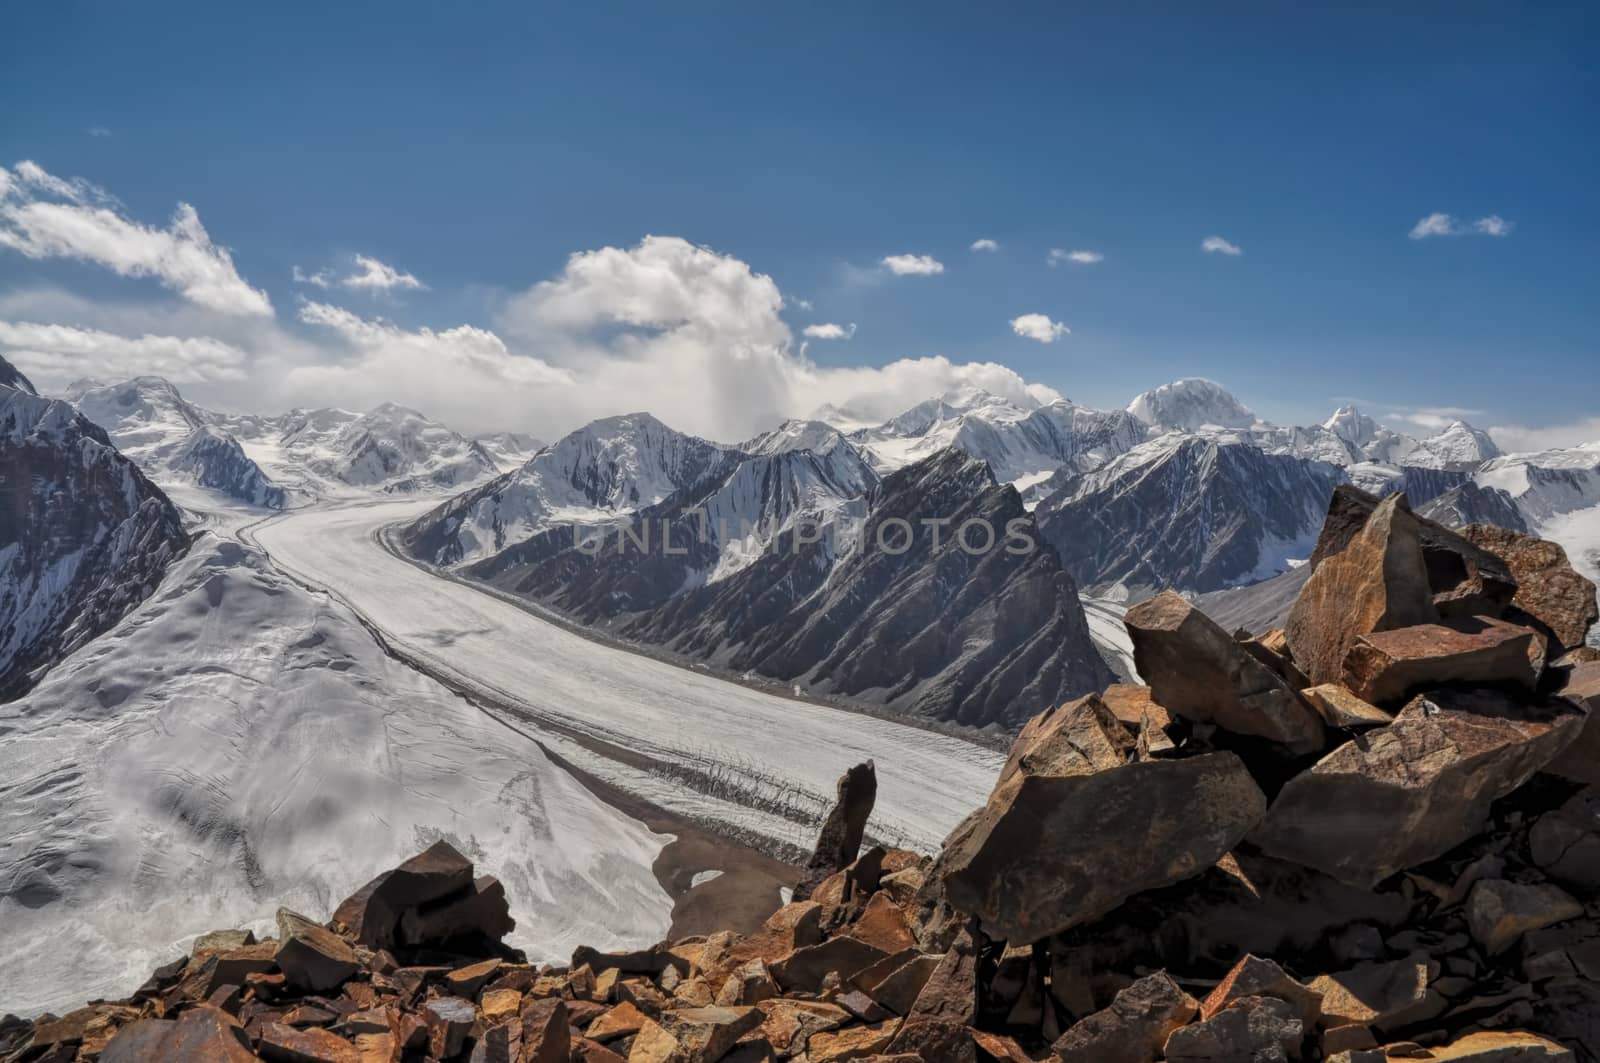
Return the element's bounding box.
[1,363,191,699]
[404,412,741,566]
[69,377,286,509]
[472,430,545,471]
[1127,378,1258,431]
[0,358,35,395]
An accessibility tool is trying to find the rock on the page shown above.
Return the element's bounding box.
[771,936,890,993]
[1301,684,1395,729]
[884,1019,976,1063]
[1100,684,1174,733]
[996,692,1134,787]
[276,922,360,993]
[908,927,977,1024]
[808,1017,902,1061]
[194,929,257,958]
[399,874,515,950]
[654,1006,763,1060]
[860,953,941,1016]
[423,997,476,1059]
[745,999,850,1056]
[795,761,877,902]
[1341,617,1541,706]
[258,1022,362,1062]
[1124,592,1325,753]
[1051,971,1198,1063]
[1460,524,1599,650]
[1308,959,1443,1030]
[1199,955,1322,1031]
[847,893,917,955]
[101,1008,257,1063]
[1545,662,1600,786]
[1162,995,1302,1062]
[1530,787,1600,891]
[520,997,569,1063]
[1286,493,1439,688]
[1414,1030,1576,1060]
[331,840,476,949]
[1255,686,1587,885]
[444,958,503,997]
[936,695,1265,942]
[1465,879,1585,955]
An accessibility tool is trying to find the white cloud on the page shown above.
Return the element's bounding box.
[0,320,249,386]
[292,265,331,289]
[0,160,272,317]
[791,298,813,311]
[1048,248,1102,266]
[880,253,944,276]
[342,254,425,291]
[802,322,855,340]
[1489,417,1600,453]
[1473,214,1514,237]
[1381,405,1486,433]
[1009,313,1070,343]
[1202,235,1242,256]
[970,238,999,252]
[1409,213,1515,240]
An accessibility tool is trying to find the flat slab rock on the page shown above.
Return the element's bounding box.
[935,694,1266,943]
[1254,686,1586,886]
[1342,616,1541,706]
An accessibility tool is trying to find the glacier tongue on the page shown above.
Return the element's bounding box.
[0,527,674,1016]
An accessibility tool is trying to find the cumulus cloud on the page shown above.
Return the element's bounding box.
[1381,405,1486,433]
[0,160,272,317]
[1048,248,1102,266]
[970,238,999,252]
[880,253,944,276]
[1409,213,1515,240]
[1489,418,1600,453]
[0,320,249,386]
[1202,235,1242,256]
[1009,313,1070,343]
[802,322,855,340]
[342,254,425,291]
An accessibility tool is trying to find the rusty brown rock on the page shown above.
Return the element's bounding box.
[258,1022,362,1062]
[1466,879,1585,956]
[276,922,360,994]
[1255,687,1587,886]
[1461,524,1599,650]
[1301,683,1394,729]
[1545,661,1600,786]
[1126,592,1326,753]
[1308,958,1443,1030]
[1287,493,1439,687]
[794,761,877,903]
[935,697,1265,943]
[1051,971,1198,1063]
[1342,616,1541,705]
[331,839,474,949]
[101,1008,257,1063]
[1530,787,1600,891]
[1200,954,1322,1031]
[1162,995,1302,1063]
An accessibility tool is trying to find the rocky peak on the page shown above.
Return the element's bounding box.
[0,354,36,395]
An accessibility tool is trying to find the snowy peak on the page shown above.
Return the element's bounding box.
[0,355,36,395]
[1323,404,1379,446]
[473,431,545,471]
[1415,419,1502,469]
[1127,378,1256,431]
[742,418,852,458]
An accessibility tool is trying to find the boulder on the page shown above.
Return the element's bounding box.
[1051,972,1198,1063]
[1199,955,1321,1031]
[423,997,475,1059]
[1306,485,1518,618]
[519,998,569,1063]
[795,761,877,902]
[398,874,514,950]
[1124,592,1325,753]
[1255,686,1587,885]
[808,1017,902,1060]
[275,922,360,993]
[1545,661,1600,786]
[1341,617,1541,706]
[1308,958,1443,1030]
[1286,493,1438,688]
[653,1006,763,1060]
[1162,995,1302,1063]
[1461,524,1599,650]
[258,1022,362,1062]
[1301,684,1394,729]
[1465,879,1585,955]
[907,926,977,1025]
[331,840,476,949]
[1530,787,1600,891]
[100,1008,256,1063]
[936,697,1266,943]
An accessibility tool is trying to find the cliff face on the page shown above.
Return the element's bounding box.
[0,373,190,700]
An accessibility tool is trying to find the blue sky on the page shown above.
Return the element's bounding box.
[1,1,1596,443]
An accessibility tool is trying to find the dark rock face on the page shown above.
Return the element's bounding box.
[0,355,36,395]
[1254,687,1587,886]
[1458,524,1599,651]
[796,762,878,902]
[1418,481,1532,534]
[169,426,288,509]
[449,448,1111,731]
[330,840,511,955]
[1035,437,1345,595]
[0,385,190,700]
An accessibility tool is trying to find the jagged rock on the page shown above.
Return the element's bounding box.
[884,1018,976,1063]
[795,761,877,902]
[194,929,257,958]
[935,695,1266,942]
[1465,879,1585,956]
[1286,493,1439,688]
[1125,592,1325,753]
[907,927,977,1024]
[1461,524,1599,650]
[996,692,1133,787]
[1162,995,1302,1062]
[860,953,941,1016]
[520,997,569,1062]
[846,893,916,954]
[1051,972,1198,1063]
[1545,662,1600,786]
[1302,684,1394,729]
[275,920,360,993]
[1410,1030,1576,1060]
[1200,955,1322,1031]
[258,1022,361,1062]
[808,1017,902,1060]
[1530,787,1600,891]
[331,840,476,949]
[1255,687,1587,885]
[400,874,514,950]
[423,997,476,1058]
[649,1006,763,1061]
[770,936,889,993]
[101,1008,257,1063]
[1342,617,1541,705]
[1308,959,1443,1030]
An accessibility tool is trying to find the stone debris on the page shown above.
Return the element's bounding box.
[11,494,1600,1063]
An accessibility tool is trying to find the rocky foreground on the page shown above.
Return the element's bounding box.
[5,486,1600,1062]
